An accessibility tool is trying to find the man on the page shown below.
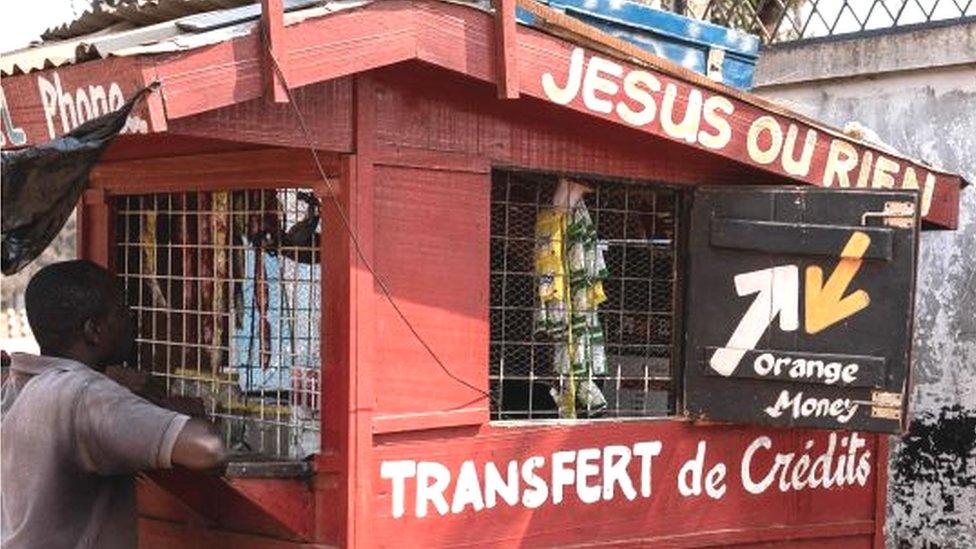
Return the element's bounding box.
[1,260,226,548]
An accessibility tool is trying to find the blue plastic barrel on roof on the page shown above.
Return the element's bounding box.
[519,0,761,91]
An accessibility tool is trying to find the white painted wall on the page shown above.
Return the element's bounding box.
[754,24,976,548]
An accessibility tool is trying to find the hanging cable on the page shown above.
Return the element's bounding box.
[262,43,497,406]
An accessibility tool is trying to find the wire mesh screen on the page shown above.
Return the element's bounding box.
[490,171,680,421]
[687,0,975,45]
[114,189,321,459]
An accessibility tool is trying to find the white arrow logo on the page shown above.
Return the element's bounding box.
[709,265,799,376]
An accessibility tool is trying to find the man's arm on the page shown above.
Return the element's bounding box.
[74,376,226,475]
[104,366,226,469]
[172,419,226,470]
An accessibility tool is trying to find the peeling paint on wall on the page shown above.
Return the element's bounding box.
[755,59,976,548]
[892,406,976,548]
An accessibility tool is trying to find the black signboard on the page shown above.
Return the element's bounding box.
[683,187,919,433]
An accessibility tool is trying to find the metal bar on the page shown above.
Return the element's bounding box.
[113,188,321,459]
[488,171,678,420]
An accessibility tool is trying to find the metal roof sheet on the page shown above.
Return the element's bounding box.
[0,23,137,76]
[0,0,368,76]
[42,0,254,41]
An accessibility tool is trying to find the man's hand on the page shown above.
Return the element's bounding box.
[172,419,227,470]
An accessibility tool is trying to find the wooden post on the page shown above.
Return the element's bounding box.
[78,187,113,270]
[493,0,519,99]
[260,0,289,103]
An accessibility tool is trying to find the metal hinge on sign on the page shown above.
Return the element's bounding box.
[862,201,916,229]
[706,48,725,83]
[870,390,902,420]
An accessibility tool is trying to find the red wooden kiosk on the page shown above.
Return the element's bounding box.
[0,0,966,547]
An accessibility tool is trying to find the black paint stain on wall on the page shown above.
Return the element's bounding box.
[892,405,976,548]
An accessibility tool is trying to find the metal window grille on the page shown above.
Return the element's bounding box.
[686,0,975,45]
[489,171,680,421]
[114,189,321,459]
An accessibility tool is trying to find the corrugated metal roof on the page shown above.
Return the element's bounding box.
[42,0,254,41]
[0,0,365,76]
[0,23,136,76]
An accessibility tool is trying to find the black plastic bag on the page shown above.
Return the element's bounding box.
[1,85,154,275]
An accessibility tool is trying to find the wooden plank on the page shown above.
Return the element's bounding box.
[709,218,895,260]
[316,154,355,545]
[90,148,341,194]
[143,470,313,541]
[369,420,880,547]
[100,135,264,162]
[370,163,491,422]
[373,146,490,174]
[281,1,417,92]
[166,78,354,152]
[1,0,962,226]
[139,517,326,549]
[596,522,874,547]
[372,408,487,434]
[319,75,381,548]
[151,35,263,119]
[0,56,155,147]
[150,1,416,120]
[227,478,315,540]
[493,0,519,99]
[349,74,378,549]
[371,62,749,185]
[78,188,113,270]
[261,0,289,103]
[411,0,964,229]
[873,435,890,549]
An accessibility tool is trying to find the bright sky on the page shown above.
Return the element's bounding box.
[0,0,80,54]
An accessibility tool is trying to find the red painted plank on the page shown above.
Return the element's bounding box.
[150,1,416,120]
[78,188,113,270]
[370,163,491,423]
[371,62,762,185]
[167,78,354,152]
[143,470,312,541]
[347,74,379,549]
[228,478,315,540]
[280,1,416,92]
[100,135,264,162]
[370,421,880,548]
[872,435,889,549]
[493,0,519,99]
[410,0,963,228]
[152,36,263,119]
[372,408,487,435]
[261,0,289,103]
[317,155,356,545]
[595,523,874,548]
[91,148,340,194]
[4,0,959,226]
[139,517,326,549]
[0,56,155,147]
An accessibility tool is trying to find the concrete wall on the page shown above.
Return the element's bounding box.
[753,23,976,548]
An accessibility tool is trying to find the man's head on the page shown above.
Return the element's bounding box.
[25,260,135,369]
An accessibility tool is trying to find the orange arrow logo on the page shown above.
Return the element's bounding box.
[805,231,871,334]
